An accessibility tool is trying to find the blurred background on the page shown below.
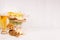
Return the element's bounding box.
[0,0,60,40]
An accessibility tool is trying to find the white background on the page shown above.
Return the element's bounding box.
[0,0,60,40]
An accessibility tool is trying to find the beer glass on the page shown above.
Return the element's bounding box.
[0,16,8,34]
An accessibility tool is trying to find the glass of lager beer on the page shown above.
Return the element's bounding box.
[0,13,8,34]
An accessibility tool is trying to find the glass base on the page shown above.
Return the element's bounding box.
[1,31,7,34]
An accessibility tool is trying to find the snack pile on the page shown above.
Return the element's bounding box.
[0,12,26,37]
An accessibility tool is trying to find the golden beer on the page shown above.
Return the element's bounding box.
[0,16,8,34]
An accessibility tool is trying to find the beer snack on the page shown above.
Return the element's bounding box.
[7,12,26,37]
[7,23,14,30]
[9,29,20,37]
[7,23,20,37]
[8,12,25,25]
